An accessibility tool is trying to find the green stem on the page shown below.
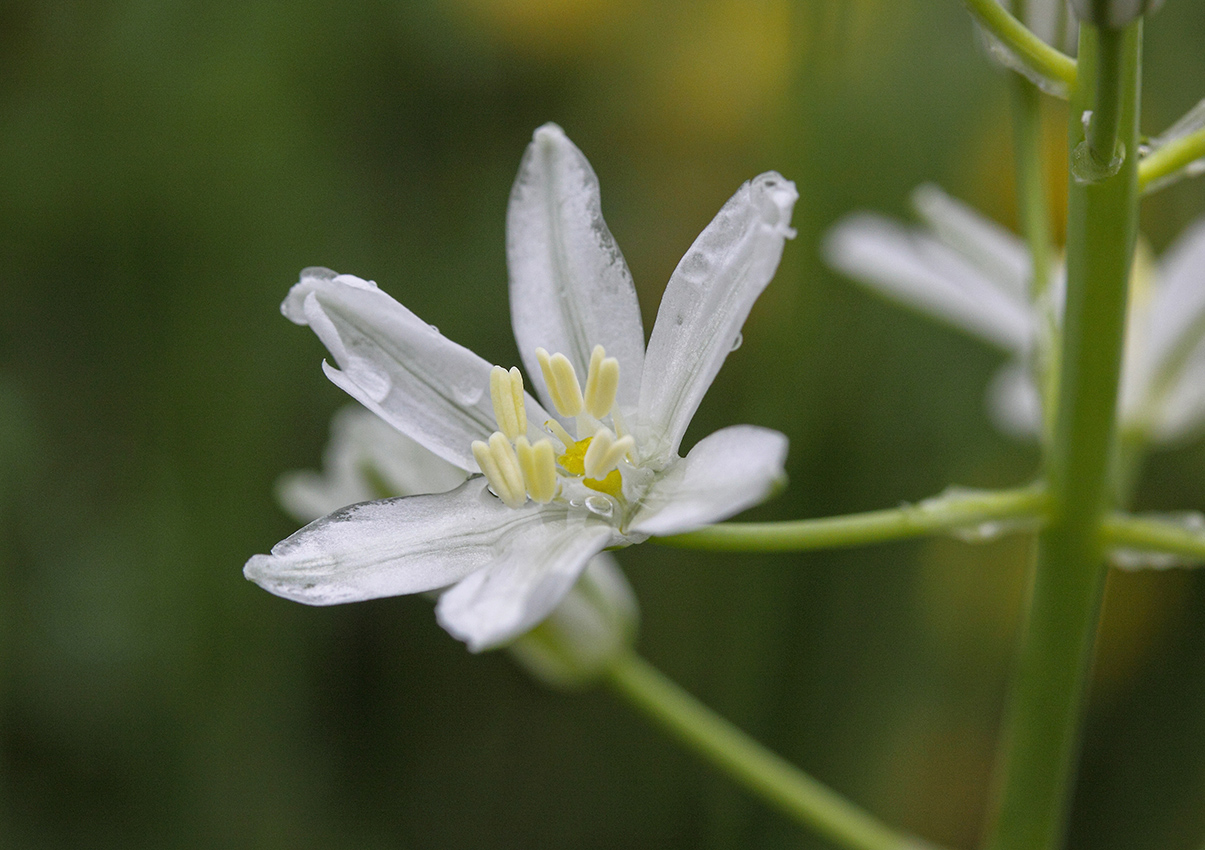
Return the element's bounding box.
[604,652,940,850]
[1006,45,1060,444]
[1139,125,1205,192]
[1102,512,1205,563]
[987,21,1142,850]
[653,484,1048,552]
[962,0,1078,92]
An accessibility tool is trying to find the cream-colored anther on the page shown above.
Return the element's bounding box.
[583,345,621,419]
[489,365,527,439]
[472,432,527,508]
[516,437,558,504]
[535,347,584,417]
[583,429,635,480]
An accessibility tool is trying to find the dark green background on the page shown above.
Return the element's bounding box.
[2,1,1204,847]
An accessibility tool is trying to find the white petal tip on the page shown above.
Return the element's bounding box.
[751,172,799,238]
[281,269,379,325]
[532,122,567,143]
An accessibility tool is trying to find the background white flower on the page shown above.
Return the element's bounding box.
[824,184,1205,446]
[245,124,796,651]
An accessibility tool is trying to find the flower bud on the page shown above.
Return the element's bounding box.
[508,556,639,688]
[1068,0,1162,29]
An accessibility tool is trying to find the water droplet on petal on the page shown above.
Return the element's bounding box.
[584,495,614,519]
[427,324,440,334]
[729,333,743,352]
[452,383,483,406]
[346,357,391,402]
[301,266,338,281]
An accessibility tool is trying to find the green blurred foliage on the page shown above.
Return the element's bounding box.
[1,0,1203,848]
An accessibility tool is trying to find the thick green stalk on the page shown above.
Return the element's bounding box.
[652,485,1048,552]
[605,653,940,850]
[987,21,1142,850]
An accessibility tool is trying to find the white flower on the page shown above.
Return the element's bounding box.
[245,123,797,651]
[823,184,1205,446]
[277,403,638,682]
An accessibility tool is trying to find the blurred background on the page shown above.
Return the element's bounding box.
[2,1,1205,847]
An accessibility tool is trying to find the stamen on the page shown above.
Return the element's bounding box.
[544,418,574,449]
[489,365,527,440]
[471,432,527,508]
[535,347,584,417]
[583,429,614,480]
[583,345,620,419]
[584,428,634,479]
[516,437,558,504]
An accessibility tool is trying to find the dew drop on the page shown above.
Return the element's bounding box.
[952,522,1003,543]
[584,495,614,519]
[346,357,391,402]
[452,383,483,406]
[729,333,743,352]
[1071,138,1124,185]
[427,324,440,334]
[301,266,338,281]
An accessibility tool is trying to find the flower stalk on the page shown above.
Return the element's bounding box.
[605,652,941,850]
[962,0,1078,92]
[653,484,1048,552]
[1139,125,1205,192]
[987,19,1142,850]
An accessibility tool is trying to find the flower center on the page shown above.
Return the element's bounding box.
[470,344,634,510]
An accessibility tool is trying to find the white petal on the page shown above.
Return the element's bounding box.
[911,184,1033,302]
[638,173,798,459]
[507,124,645,413]
[823,214,1036,354]
[283,269,550,470]
[506,553,639,686]
[629,425,788,537]
[1146,218,1205,374]
[435,514,618,652]
[245,478,591,606]
[276,406,469,523]
[1152,341,1205,442]
[986,362,1044,439]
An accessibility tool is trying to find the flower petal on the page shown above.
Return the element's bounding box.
[638,173,798,459]
[434,513,618,652]
[823,213,1036,354]
[507,553,639,687]
[507,124,645,414]
[628,425,788,537]
[276,405,469,523]
[1152,341,1205,442]
[987,362,1044,439]
[245,478,596,607]
[283,269,550,470]
[911,184,1033,302]
[1146,218,1205,375]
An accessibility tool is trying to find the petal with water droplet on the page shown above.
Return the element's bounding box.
[285,270,552,470]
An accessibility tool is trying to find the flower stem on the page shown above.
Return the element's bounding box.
[604,652,941,850]
[986,20,1142,850]
[1139,125,1205,192]
[1102,512,1205,563]
[652,484,1048,552]
[962,0,1078,91]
